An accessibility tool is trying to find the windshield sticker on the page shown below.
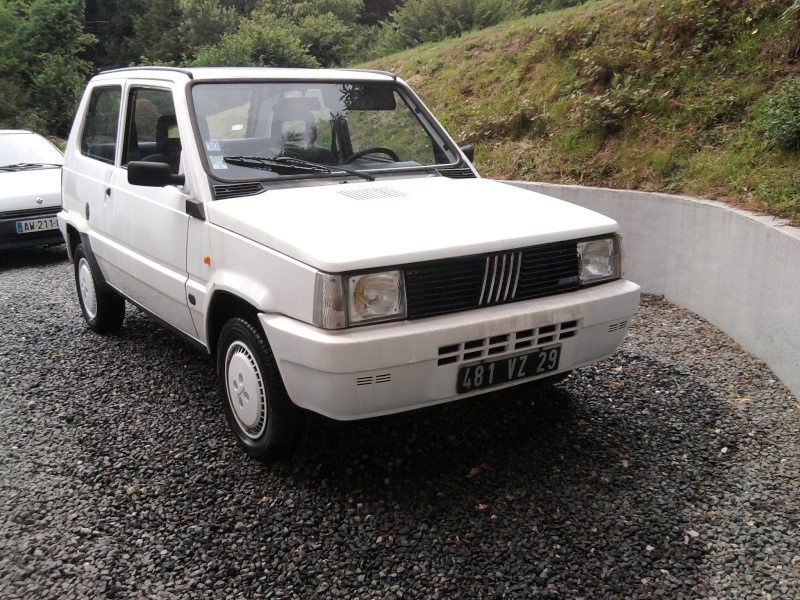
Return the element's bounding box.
[205,141,221,151]
[210,155,228,169]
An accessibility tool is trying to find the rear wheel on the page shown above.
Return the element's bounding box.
[217,317,301,461]
[74,243,125,333]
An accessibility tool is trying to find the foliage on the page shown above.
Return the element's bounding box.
[190,12,319,68]
[2,0,96,135]
[29,53,94,135]
[17,0,95,63]
[0,1,23,127]
[0,0,594,131]
[131,0,184,65]
[189,0,368,67]
[359,0,404,25]
[757,77,800,150]
[178,0,239,51]
[508,0,589,14]
[365,0,800,221]
[296,13,364,67]
[84,0,141,69]
[2,0,800,221]
[381,0,510,51]
[379,0,593,53]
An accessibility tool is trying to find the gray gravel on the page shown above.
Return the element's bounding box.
[1,245,798,599]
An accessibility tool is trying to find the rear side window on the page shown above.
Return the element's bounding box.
[80,86,121,164]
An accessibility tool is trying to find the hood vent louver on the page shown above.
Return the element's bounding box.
[436,167,477,179]
[213,182,265,200]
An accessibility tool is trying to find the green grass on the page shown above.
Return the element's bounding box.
[363,0,800,222]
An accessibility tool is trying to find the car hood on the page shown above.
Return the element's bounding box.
[206,177,619,272]
[0,168,62,212]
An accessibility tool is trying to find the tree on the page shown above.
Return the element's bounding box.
[17,0,94,62]
[13,0,96,134]
[191,12,318,68]
[30,53,93,135]
[0,0,27,127]
[131,0,184,64]
[359,0,403,25]
[296,13,361,67]
[85,0,143,69]
[260,0,368,67]
[178,0,239,53]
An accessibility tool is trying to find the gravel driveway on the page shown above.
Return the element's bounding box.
[1,246,798,599]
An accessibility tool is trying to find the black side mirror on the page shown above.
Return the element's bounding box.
[460,144,474,163]
[128,161,185,187]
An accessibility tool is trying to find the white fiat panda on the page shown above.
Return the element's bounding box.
[59,67,640,460]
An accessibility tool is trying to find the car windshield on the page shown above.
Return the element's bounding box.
[191,81,459,181]
[0,132,64,169]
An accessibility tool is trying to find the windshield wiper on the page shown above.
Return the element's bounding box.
[224,156,374,182]
[0,162,61,171]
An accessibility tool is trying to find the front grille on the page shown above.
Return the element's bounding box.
[0,207,59,221]
[405,240,580,319]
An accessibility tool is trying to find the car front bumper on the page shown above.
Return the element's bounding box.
[0,209,64,250]
[260,278,641,420]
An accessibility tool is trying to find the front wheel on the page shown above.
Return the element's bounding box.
[217,317,301,461]
[73,243,125,333]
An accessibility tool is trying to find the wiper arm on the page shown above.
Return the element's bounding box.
[224,155,328,175]
[224,155,374,182]
[0,162,61,171]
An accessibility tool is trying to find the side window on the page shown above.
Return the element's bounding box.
[122,87,182,175]
[80,86,121,164]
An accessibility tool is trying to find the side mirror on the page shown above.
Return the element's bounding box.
[460,144,474,163]
[128,161,185,187]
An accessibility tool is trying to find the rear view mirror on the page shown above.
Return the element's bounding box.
[338,84,397,111]
[128,161,185,187]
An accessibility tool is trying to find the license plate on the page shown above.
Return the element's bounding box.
[16,217,58,234]
[457,345,561,394]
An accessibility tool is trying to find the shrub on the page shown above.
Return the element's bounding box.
[575,74,652,135]
[383,0,510,51]
[759,77,800,150]
[30,53,92,136]
[459,98,549,143]
[190,13,318,68]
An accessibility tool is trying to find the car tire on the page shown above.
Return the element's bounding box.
[74,243,125,333]
[217,317,301,461]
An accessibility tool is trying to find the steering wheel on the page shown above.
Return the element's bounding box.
[343,146,400,164]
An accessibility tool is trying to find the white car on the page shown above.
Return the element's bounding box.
[1,130,64,250]
[59,67,640,460]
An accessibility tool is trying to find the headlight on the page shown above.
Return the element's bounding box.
[578,236,621,285]
[313,270,406,329]
[347,270,406,325]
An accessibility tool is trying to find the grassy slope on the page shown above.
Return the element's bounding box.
[366,0,800,222]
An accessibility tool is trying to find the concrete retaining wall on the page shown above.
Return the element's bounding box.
[507,181,800,399]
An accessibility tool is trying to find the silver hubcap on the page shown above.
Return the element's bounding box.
[77,258,98,320]
[225,340,267,440]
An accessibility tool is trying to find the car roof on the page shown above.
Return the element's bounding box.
[0,130,34,135]
[91,66,398,85]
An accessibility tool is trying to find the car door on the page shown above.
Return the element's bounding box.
[104,83,197,338]
[66,83,122,255]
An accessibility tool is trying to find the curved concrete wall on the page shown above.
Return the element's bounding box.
[506,181,800,399]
